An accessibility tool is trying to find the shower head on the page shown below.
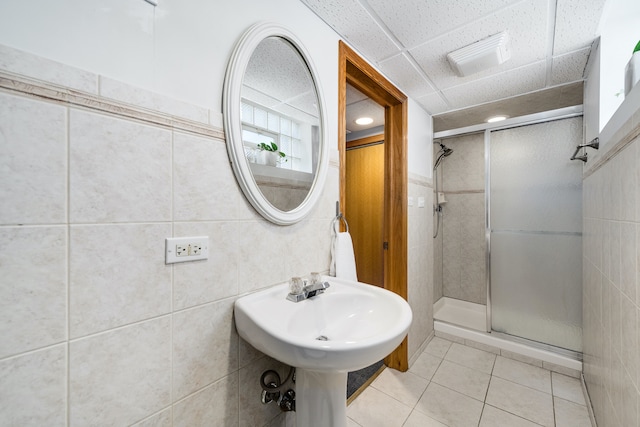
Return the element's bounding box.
[440,143,454,156]
[434,143,454,170]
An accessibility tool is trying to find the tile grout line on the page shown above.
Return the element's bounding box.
[65,102,71,427]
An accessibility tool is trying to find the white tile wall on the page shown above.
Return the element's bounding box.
[69,109,172,223]
[0,92,67,225]
[408,177,435,358]
[0,345,66,425]
[583,116,640,427]
[69,224,172,338]
[0,58,334,426]
[0,44,433,426]
[69,318,172,426]
[0,227,67,358]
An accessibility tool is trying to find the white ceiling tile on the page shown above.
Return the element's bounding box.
[442,61,546,109]
[378,53,434,98]
[409,0,549,91]
[416,91,450,115]
[346,98,385,132]
[346,84,369,104]
[301,0,401,61]
[366,0,520,49]
[551,48,590,85]
[553,0,606,55]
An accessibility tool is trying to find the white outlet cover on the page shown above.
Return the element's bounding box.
[166,236,209,264]
[418,197,425,208]
[408,196,414,207]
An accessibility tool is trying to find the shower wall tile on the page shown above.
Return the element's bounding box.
[442,133,485,192]
[69,109,172,223]
[131,409,172,427]
[0,226,67,358]
[441,192,486,304]
[69,223,172,338]
[0,345,66,425]
[583,128,640,427]
[0,92,67,225]
[620,222,637,302]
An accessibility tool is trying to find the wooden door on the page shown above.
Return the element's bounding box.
[346,137,385,287]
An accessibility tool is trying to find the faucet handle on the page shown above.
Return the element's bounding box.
[289,277,304,295]
[309,272,322,287]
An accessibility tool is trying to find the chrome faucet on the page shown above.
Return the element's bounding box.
[287,279,330,302]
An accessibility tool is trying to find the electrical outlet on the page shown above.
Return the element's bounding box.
[166,236,209,264]
[176,245,189,257]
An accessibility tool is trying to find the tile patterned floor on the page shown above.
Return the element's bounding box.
[346,337,592,427]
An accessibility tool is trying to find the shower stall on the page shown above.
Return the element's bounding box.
[432,109,584,358]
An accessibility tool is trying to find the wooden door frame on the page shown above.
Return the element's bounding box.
[338,41,409,371]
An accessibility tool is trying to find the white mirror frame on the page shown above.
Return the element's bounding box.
[223,22,329,225]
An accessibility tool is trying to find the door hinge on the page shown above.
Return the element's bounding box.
[383,242,389,250]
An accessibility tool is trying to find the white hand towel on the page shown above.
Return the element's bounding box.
[330,231,358,282]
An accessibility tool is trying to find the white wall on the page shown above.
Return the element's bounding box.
[595,0,640,130]
[0,0,435,425]
[0,0,339,146]
[408,98,433,179]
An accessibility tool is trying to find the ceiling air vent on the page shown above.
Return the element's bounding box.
[447,31,511,77]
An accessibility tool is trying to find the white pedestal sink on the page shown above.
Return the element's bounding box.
[234,276,412,427]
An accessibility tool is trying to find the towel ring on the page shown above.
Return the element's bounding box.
[332,213,349,234]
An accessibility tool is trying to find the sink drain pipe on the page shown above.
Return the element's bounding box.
[260,367,296,412]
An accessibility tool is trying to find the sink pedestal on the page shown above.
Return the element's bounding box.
[296,369,348,427]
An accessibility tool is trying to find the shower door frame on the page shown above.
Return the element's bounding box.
[434,105,584,358]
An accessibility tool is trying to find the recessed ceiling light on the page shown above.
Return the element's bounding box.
[355,117,374,125]
[487,115,508,123]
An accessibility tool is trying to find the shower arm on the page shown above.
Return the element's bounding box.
[570,137,599,162]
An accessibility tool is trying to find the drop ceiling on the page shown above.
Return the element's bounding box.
[301,0,606,131]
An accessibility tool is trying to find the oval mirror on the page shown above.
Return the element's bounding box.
[223,22,328,225]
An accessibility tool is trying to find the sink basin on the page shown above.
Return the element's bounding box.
[234,276,412,427]
[234,276,412,372]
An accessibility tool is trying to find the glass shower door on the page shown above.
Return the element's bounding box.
[489,117,583,352]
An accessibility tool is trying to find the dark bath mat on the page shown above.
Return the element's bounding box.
[347,360,384,399]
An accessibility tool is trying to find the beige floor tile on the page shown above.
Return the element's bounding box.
[479,404,544,427]
[444,342,496,374]
[402,410,448,427]
[347,417,361,427]
[414,382,484,427]
[493,356,552,394]
[552,372,586,405]
[424,337,453,358]
[409,351,443,381]
[485,377,554,427]
[346,386,411,427]
[431,360,490,401]
[554,397,592,427]
[371,368,429,407]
